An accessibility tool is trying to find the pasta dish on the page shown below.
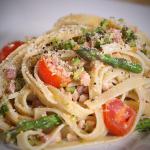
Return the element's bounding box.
[0,14,150,150]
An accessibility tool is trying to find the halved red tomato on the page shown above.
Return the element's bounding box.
[37,57,71,88]
[0,41,24,63]
[103,98,136,136]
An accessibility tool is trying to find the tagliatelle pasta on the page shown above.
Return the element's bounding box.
[14,86,33,116]
[0,14,150,150]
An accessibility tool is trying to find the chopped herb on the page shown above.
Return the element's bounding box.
[46,38,77,50]
[103,35,113,44]
[66,86,76,94]
[94,35,112,48]
[95,40,101,49]
[85,32,94,42]
[71,57,80,65]
[141,49,147,55]
[73,67,84,80]
[0,104,9,116]
[51,38,60,46]
[49,38,63,50]
[81,28,94,39]
[15,73,25,91]
[95,26,105,35]
[100,19,110,30]
[129,40,136,47]
[63,40,76,50]
[121,26,137,47]
[73,36,85,44]
[81,28,88,35]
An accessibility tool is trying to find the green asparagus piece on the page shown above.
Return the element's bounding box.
[136,118,150,132]
[76,48,142,73]
[0,104,9,116]
[0,114,62,141]
[100,54,142,73]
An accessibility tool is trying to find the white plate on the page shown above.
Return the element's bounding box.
[0,0,150,149]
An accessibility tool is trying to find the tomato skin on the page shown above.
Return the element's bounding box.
[37,58,71,88]
[0,41,24,62]
[103,98,136,136]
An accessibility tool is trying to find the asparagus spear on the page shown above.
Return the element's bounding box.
[136,118,150,132]
[76,48,142,73]
[0,114,62,141]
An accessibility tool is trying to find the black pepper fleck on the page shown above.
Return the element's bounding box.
[46,43,50,47]
[44,50,48,53]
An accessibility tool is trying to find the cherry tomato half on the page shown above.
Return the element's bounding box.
[0,41,24,62]
[37,57,71,88]
[103,98,136,136]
